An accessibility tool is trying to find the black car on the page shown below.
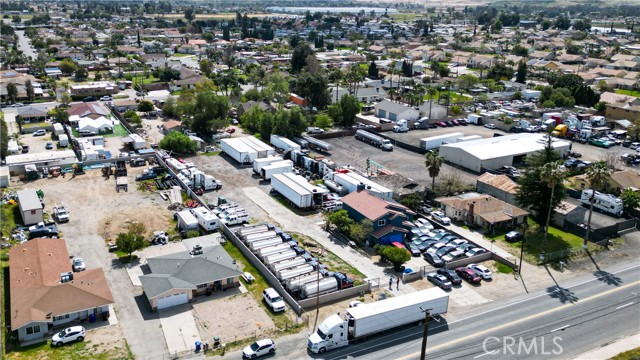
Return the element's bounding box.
[424,253,444,267]
[428,123,437,128]
[437,268,462,285]
[83,96,96,102]
[406,243,422,257]
[445,121,454,127]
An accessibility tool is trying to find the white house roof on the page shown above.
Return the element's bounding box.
[440,133,571,160]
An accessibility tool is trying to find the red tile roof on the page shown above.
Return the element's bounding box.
[342,190,412,221]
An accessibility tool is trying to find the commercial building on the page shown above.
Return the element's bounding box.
[439,133,571,173]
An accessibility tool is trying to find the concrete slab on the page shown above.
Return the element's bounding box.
[126,264,144,287]
[450,283,491,306]
[159,305,201,355]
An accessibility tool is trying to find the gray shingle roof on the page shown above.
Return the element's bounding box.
[139,274,196,299]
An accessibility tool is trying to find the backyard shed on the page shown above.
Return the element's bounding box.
[17,189,44,226]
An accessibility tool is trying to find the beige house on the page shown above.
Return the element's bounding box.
[436,193,529,231]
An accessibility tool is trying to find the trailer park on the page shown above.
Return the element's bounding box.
[1,110,638,358]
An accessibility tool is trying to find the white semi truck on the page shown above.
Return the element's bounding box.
[307,288,449,354]
[355,130,394,151]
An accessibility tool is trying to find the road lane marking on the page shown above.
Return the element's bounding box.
[473,350,499,358]
[394,280,640,360]
[550,324,571,333]
[616,302,634,310]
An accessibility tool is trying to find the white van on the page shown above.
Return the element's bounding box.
[262,288,285,312]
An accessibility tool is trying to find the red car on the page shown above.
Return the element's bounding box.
[226,128,236,134]
[455,267,482,284]
[435,121,447,127]
[451,119,461,126]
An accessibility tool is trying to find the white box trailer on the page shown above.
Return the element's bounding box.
[263,250,297,265]
[253,156,283,174]
[237,224,271,238]
[277,264,315,282]
[220,138,259,165]
[176,210,199,232]
[271,173,328,209]
[308,288,449,353]
[249,237,283,252]
[467,114,483,125]
[242,136,277,158]
[285,273,324,293]
[300,276,338,299]
[190,206,219,232]
[456,135,483,142]
[270,134,301,152]
[270,256,307,273]
[261,160,293,180]
[332,172,393,200]
[256,243,292,258]
[244,230,278,244]
[420,133,464,150]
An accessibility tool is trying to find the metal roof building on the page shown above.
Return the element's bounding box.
[439,133,571,173]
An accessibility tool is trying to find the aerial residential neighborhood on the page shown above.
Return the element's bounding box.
[0,1,639,359]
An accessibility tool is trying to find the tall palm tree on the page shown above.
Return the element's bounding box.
[583,161,612,247]
[426,87,437,120]
[424,152,444,193]
[539,161,567,260]
[329,68,344,102]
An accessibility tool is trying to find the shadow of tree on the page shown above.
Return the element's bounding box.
[594,270,623,287]
[546,285,579,304]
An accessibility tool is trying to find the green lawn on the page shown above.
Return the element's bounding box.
[133,75,159,85]
[21,122,49,129]
[1,203,19,236]
[5,340,134,360]
[172,53,194,58]
[615,89,640,97]
[424,90,473,104]
[611,347,640,360]
[103,124,129,138]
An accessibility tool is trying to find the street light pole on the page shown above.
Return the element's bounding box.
[420,307,432,360]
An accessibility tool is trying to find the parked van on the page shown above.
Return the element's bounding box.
[262,288,285,312]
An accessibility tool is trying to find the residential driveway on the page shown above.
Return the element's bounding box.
[159,304,201,355]
[3,108,19,136]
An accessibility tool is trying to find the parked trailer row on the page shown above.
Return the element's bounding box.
[236,224,273,238]
[253,156,284,174]
[244,230,279,244]
[270,257,307,273]
[249,237,284,252]
[300,276,338,299]
[277,264,315,282]
[285,273,325,293]
[263,250,298,265]
[261,160,294,180]
[257,243,293,260]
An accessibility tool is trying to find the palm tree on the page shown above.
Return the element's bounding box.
[329,68,344,102]
[583,162,612,247]
[426,87,437,120]
[539,161,567,260]
[424,152,444,193]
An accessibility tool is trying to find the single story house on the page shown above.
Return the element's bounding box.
[16,106,48,123]
[436,193,529,231]
[374,99,420,122]
[341,188,416,244]
[76,116,114,134]
[10,238,114,345]
[475,172,518,205]
[139,242,242,311]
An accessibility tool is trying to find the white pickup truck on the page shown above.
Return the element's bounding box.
[53,203,70,223]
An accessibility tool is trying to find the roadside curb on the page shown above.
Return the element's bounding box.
[571,332,640,359]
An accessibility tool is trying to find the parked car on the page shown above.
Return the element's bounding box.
[435,121,447,127]
[10,103,24,107]
[82,96,96,102]
[455,267,482,284]
[242,338,276,359]
[306,126,324,134]
[484,123,497,129]
[427,273,452,290]
[441,249,465,262]
[424,252,444,267]
[262,288,285,312]
[426,242,447,255]
[21,145,29,153]
[465,248,487,257]
[448,239,468,247]
[99,96,112,101]
[45,142,54,150]
[451,119,461,126]
[51,326,85,347]
[468,263,493,280]
[444,121,455,127]
[414,218,432,228]
[431,211,451,225]
[406,242,422,257]
[437,268,462,285]
[72,258,86,272]
[505,231,523,242]
[630,142,640,150]
[33,129,46,136]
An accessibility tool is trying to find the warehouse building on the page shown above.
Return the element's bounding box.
[439,133,571,173]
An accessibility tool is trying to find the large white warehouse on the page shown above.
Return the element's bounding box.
[439,133,571,173]
[220,136,276,165]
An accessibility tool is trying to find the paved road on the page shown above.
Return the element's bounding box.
[215,263,640,359]
[15,30,37,59]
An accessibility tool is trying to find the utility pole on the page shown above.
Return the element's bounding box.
[519,222,527,276]
[420,307,432,360]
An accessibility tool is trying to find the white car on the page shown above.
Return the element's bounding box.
[484,123,497,129]
[243,338,276,359]
[414,218,434,230]
[465,248,488,257]
[448,239,468,247]
[630,142,640,150]
[100,96,112,101]
[306,126,324,134]
[262,288,285,312]
[51,326,85,347]
[468,263,493,280]
[72,258,86,272]
[33,129,47,136]
[431,211,451,225]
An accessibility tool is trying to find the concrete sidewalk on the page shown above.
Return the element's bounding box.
[571,333,640,359]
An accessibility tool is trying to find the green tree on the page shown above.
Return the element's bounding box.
[339,95,360,127]
[291,42,314,73]
[368,61,379,78]
[263,71,290,105]
[137,100,154,112]
[115,232,146,261]
[327,209,354,233]
[241,105,265,133]
[553,74,583,93]
[399,194,422,211]
[159,131,198,154]
[349,219,373,245]
[243,89,262,102]
[123,110,142,126]
[51,107,69,124]
[539,161,567,258]
[377,245,411,271]
[583,162,611,247]
[25,80,35,101]
[74,66,88,81]
[515,137,564,224]
[516,60,527,84]
[314,113,333,130]
[424,151,444,192]
[594,101,607,113]
[6,82,18,103]
[61,92,72,106]
[184,7,195,22]
[162,96,178,118]
[94,72,102,81]
[190,92,230,137]
[457,74,479,91]
[59,58,77,75]
[554,15,571,30]
[621,188,640,212]
[259,112,274,140]
[199,59,212,77]
[0,117,8,159]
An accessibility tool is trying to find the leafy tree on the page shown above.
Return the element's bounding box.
[515,138,564,224]
[457,74,479,91]
[137,100,154,112]
[291,42,314,73]
[573,85,600,107]
[554,15,571,30]
[94,72,102,81]
[243,88,262,102]
[116,232,145,261]
[425,151,443,192]
[621,188,640,212]
[6,83,17,103]
[0,117,8,159]
[74,66,88,81]
[492,20,503,33]
[199,59,212,77]
[259,112,274,140]
[553,74,583,93]
[376,245,411,271]
[339,95,360,127]
[184,7,195,22]
[314,113,333,130]
[594,101,607,112]
[159,131,198,154]
[61,92,72,105]
[51,108,69,124]
[240,105,265,133]
[516,60,527,84]
[123,110,142,126]
[541,20,552,31]
[349,219,373,245]
[437,63,450,78]
[59,59,77,75]
[190,92,230,137]
[154,67,181,82]
[162,96,178,118]
[263,71,289,105]
[487,63,514,81]
[368,61,379,78]
[511,44,529,57]
[583,162,611,247]
[399,194,422,211]
[327,209,354,233]
[24,80,35,101]
[450,105,462,115]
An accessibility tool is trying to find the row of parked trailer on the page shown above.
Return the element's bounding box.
[236,224,354,299]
